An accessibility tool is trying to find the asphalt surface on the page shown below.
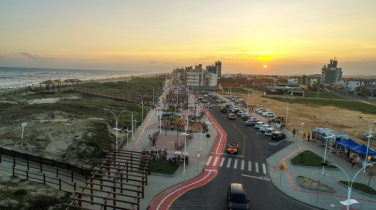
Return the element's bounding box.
[170,97,317,210]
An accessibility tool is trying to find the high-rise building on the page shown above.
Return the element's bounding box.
[321,59,342,85]
[215,60,222,78]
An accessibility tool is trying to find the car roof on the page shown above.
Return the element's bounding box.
[230,183,245,194]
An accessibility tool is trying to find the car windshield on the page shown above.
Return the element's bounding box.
[229,144,237,148]
[231,194,248,204]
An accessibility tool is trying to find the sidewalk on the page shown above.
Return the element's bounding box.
[124,84,222,210]
[267,130,376,210]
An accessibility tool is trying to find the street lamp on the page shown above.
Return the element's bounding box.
[134,91,150,124]
[300,121,304,140]
[282,97,294,130]
[180,90,191,174]
[148,85,156,107]
[359,117,376,172]
[323,162,374,210]
[124,127,132,149]
[314,116,329,175]
[103,109,126,151]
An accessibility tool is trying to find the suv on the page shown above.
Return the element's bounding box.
[227,183,250,210]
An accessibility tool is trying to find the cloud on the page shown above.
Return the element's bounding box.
[198,56,215,60]
[150,61,157,64]
[19,52,54,62]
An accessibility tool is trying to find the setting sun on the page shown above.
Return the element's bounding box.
[264,65,267,68]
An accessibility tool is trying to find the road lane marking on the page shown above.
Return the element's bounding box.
[213,157,219,166]
[220,158,225,167]
[241,160,244,170]
[242,174,270,181]
[206,156,212,166]
[248,161,252,172]
[263,163,266,174]
[255,162,259,173]
[234,159,238,169]
[227,158,232,168]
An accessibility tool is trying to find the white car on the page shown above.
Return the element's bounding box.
[258,110,268,115]
[240,112,249,118]
[255,122,266,129]
[260,125,272,132]
[256,109,266,114]
[262,112,275,117]
[264,128,276,136]
[206,104,213,108]
[237,111,245,116]
[216,99,222,103]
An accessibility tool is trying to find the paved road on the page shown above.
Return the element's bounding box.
[170,96,317,210]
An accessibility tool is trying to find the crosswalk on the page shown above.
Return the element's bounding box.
[206,156,267,174]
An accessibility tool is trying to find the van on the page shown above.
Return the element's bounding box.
[227,183,250,210]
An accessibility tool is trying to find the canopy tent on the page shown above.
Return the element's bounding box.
[40,80,60,85]
[349,144,376,156]
[334,139,360,149]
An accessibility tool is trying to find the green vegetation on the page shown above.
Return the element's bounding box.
[0,188,69,210]
[291,150,337,168]
[150,161,180,174]
[223,88,252,94]
[305,93,344,99]
[265,96,376,115]
[339,181,376,195]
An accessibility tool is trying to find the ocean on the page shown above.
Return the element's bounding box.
[0,67,156,89]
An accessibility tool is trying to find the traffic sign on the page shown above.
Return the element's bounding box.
[278,164,286,171]
[21,122,27,127]
[196,153,201,158]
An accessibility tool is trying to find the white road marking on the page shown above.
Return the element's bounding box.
[227,158,232,168]
[262,163,266,174]
[248,161,252,172]
[219,158,225,167]
[241,160,245,170]
[255,162,259,173]
[206,156,212,166]
[234,159,238,169]
[213,157,219,166]
[242,174,270,181]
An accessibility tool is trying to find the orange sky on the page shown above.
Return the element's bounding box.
[1,1,375,75]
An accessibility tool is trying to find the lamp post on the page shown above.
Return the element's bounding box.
[180,90,191,174]
[359,117,376,172]
[205,121,212,151]
[314,116,329,175]
[134,92,149,124]
[324,162,374,210]
[282,97,294,130]
[131,112,134,140]
[300,121,304,140]
[124,127,132,149]
[247,91,250,112]
[148,85,155,107]
[103,109,126,151]
[133,118,139,139]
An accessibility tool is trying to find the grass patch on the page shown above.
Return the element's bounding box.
[165,109,181,113]
[265,96,376,115]
[150,161,179,174]
[291,150,337,168]
[223,88,252,94]
[339,181,376,195]
[305,93,344,99]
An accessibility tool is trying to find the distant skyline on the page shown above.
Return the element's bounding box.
[1,0,375,75]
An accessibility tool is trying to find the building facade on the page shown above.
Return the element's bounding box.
[321,59,342,85]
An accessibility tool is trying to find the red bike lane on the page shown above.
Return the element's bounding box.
[149,103,227,210]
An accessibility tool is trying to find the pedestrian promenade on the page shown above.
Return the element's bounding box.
[123,82,226,210]
[267,132,376,210]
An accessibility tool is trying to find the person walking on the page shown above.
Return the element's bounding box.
[303,133,306,140]
[351,159,355,168]
[307,133,310,141]
[293,128,296,138]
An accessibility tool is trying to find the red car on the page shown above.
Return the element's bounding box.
[227,142,239,155]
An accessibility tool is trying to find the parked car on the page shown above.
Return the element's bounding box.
[237,111,245,116]
[264,128,276,136]
[258,110,268,115]
[202,99,208,103]
[271,131,286,140]
[227,183,250,210]
[216,99,222,103]
[205,103,212,108]
[198,96,203,100]
[228,114,236,120]
[227,142,239,155]
[262,112,275,117]
[220,107,227,113]
[255,122,266,129]
[255,109,266,114]
[260,125,272,133]
[242,115,251,121]
[240,112,249,118]
[245,118,258,126]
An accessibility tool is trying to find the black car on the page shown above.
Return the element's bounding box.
[271,131,286,140]
[227,183,250,210]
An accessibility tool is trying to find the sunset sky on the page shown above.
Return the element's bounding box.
[1,0,376,75]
